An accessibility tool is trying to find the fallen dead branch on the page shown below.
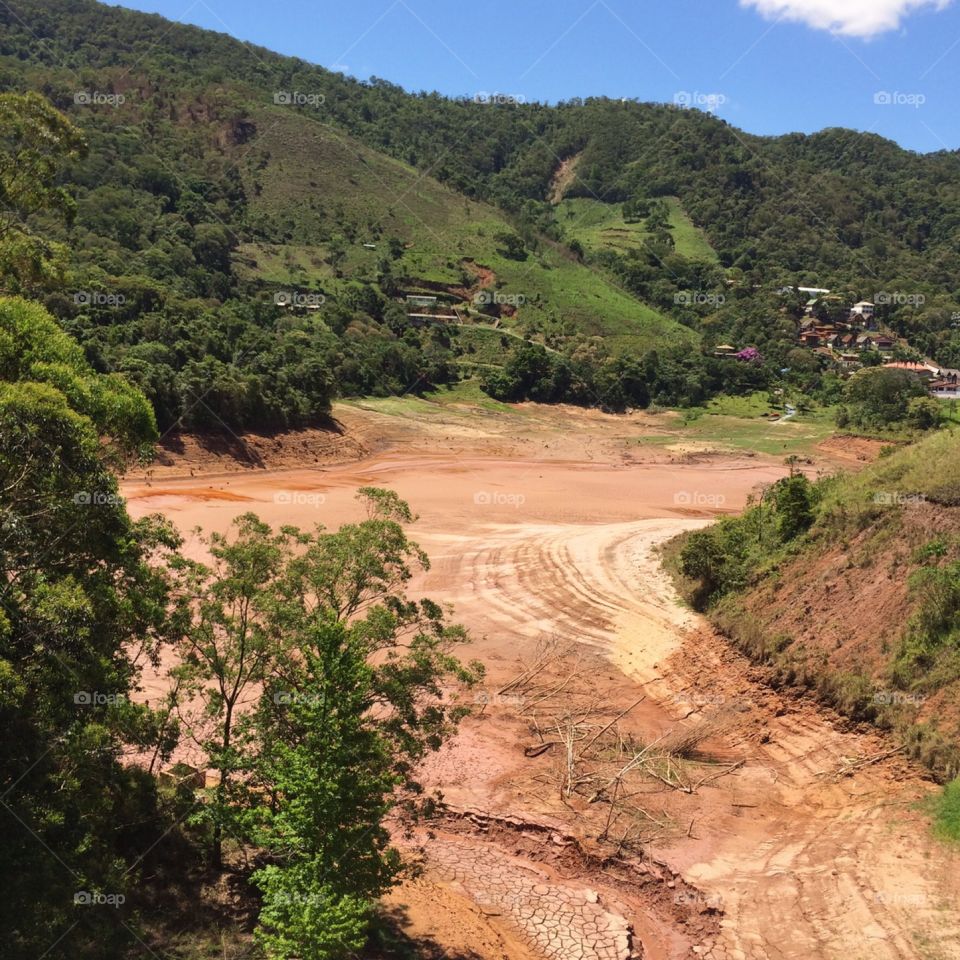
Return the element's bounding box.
[821,747,905,782]
[655,708,737,759]
[504,641,746,847]
[578,696,646,758]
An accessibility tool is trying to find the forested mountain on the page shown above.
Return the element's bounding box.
[2,0,960,431]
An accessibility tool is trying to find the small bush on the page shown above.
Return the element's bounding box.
[903,724,960,782]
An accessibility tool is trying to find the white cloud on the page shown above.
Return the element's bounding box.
[740,0,953,37]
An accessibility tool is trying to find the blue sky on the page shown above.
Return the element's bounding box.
[113,0,960,152]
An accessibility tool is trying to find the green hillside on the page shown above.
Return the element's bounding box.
[229,109,690,350]
[2,0,960,433]
[557,196,719,263]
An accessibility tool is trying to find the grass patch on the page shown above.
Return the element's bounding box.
[648,392,839,457]
[701,392,778,418]
[234,241,334,286]
[556,198,648,255]
[339,396,450,418]
[339,379,522,418]
[680,415,832,457]
[932,777,960,842]
[556,196,718,263]
[816,427,960,524]
[422,379,522,413]
[634,402,836,458]
[941,403,960,427]
[665,198,719,262]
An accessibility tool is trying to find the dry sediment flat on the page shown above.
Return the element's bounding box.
[122,401,960,960]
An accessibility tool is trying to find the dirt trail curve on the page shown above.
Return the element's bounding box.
[419,516,960,960]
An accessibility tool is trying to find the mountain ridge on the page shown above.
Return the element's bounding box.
[3,0,960,429]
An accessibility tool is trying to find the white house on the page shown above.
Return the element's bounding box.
[929,371,960,400]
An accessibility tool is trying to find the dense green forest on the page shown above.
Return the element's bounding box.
[1,0,960,432]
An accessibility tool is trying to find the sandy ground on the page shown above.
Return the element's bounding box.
[121,402,960,960]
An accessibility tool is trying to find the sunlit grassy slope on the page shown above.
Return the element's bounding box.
[556,197,718,263]
[232,110,696,354]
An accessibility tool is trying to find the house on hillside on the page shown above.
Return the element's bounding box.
[713,344,738,357]
[929,374,960,399]
[850,300,875,320]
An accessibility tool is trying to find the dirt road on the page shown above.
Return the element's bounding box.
[122,403,960,960]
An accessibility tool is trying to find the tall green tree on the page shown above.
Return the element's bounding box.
[251,618,400,960]
[169,514,288,868]
[166,487,481,957]
[0,297,178,960]
[186,488,482,958]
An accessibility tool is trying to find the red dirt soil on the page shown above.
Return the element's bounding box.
[120,402,960,960]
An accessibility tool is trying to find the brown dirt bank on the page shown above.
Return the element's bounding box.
[132,419,367,481]
[711,498,960,780]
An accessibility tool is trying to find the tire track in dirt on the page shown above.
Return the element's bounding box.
[418,517,960,960]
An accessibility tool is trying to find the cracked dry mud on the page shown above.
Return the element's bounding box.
[406,834,634,960]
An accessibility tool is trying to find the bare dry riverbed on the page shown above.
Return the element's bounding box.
[121,400,960,960]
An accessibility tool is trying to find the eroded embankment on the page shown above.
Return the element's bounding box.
[663,435,960,783]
